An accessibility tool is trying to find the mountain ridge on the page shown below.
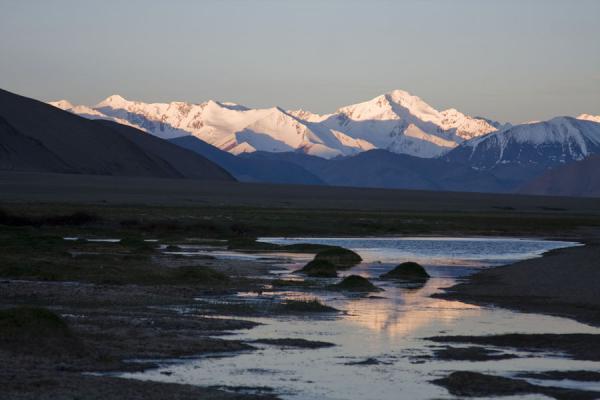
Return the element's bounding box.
[51,90,501,159]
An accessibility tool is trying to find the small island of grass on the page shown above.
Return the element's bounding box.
[380,262,430,281]
[297,259,338,277]
[314,247,362,269]
[331,275,382,292]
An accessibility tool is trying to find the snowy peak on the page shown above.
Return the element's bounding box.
[447,116,600,171]
[318,89,498,157]
[51,90,501,158]
[578,113,600,123]
[49,99,74,111]
[95,94,129,109]
[386,90,440,121]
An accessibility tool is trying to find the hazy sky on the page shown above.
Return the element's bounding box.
[1,0,599,123]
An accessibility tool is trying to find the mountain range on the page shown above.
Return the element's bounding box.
[2,87,599,197]
[0,88,233,181]
[52,90,600,195]
[51,90,502,159]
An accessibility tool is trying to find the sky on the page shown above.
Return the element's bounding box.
[1,0,599,123]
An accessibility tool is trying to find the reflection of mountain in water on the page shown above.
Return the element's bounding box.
[340,279,480,338]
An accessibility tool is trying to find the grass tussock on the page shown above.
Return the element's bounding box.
[314,247,362,268]
[331,275,382,292]
[380,262,430,280]
[0,306,85,357]
[298,260,338,277]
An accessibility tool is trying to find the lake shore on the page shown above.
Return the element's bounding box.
[436,238,600,327]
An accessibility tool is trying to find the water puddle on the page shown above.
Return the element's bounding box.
[121,236,599,399]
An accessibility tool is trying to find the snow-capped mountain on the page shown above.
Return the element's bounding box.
[578,113,600,123]
[314,90,498,158]
[49,90,498,159]
[446,117,600,171]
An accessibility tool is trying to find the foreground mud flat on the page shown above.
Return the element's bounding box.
[0,220,321,399]
[2,206,600,399]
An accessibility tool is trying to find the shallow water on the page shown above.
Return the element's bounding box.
[122,237,600,399]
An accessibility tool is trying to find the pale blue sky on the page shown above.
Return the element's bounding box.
[1,0,598,123]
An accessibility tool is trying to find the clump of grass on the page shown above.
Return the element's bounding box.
[0,306,85,357]
[297,260,338,277]
[278,298,338,313]
[380,262,430,281]
[314,247,362,269]
[331,275,382,293]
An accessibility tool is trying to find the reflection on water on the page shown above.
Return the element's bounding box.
[340,280,481,338]
[122,236,600,400]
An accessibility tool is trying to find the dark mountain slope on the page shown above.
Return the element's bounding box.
[0,88,233,180]
[96,121,233,180]
[312,149,508,192]
[520,154,600,197]
[170,136,323,185]
[0,115,71,172]
[240,151,331,176]
[245,149,507,192]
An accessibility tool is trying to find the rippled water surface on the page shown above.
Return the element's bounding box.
[122,237,600,399]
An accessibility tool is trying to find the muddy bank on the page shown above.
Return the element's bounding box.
[428,345,518,362]
[252,338,335,349]
[432,371,600,400]
[427,333,600,361]
[436,242,600,326]
[0,279,278,400]
[0,233,285,399]
[0,366,278,400]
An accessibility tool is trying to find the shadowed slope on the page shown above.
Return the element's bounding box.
[520,154,600,197]
[170,135,323,184]
[245,149,508,192]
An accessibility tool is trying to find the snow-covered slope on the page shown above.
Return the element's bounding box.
[50,90,497,159]
[447,117,600,170]
[49,99,144,130]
